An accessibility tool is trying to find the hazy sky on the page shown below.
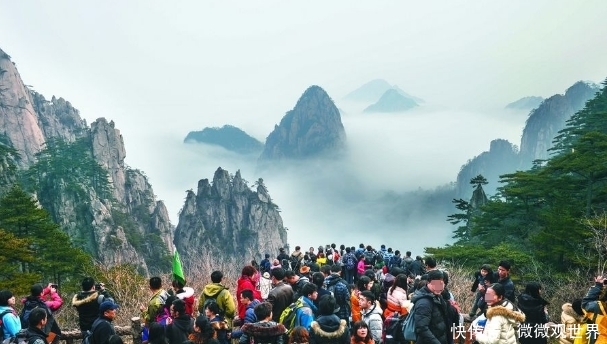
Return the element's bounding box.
[2,1,607,250]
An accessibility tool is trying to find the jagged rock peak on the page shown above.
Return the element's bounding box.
[258,85,346,161]
[174,167,287,269]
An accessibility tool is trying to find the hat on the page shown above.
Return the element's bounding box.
[427,270,444,281]
[300,266,310,274]
[262,272,270,279]
[99,300,119,313]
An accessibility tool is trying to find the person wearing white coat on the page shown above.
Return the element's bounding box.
[474,283,525,344]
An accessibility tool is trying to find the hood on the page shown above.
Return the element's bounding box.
[517,293,547,314]
[247,299,261,310]
[203,283,227,296]
[72,291,99,307]
[486,304,526,324]
[241,321,286,337]
[176,286,195,299]
[173,314,193,332]
[562,302,584,323]
[311,317,347,337]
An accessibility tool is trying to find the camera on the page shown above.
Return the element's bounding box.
[50,284,58,289]
[95,283,105,291]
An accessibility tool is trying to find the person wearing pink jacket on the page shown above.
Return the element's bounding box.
[41,283,63,312]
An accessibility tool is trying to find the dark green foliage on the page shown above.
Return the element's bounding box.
[433,79,607,274]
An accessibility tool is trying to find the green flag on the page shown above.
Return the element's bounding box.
[172,250,186,285]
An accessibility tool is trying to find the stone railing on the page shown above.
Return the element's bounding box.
[58,317,142,344]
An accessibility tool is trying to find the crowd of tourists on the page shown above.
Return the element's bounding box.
[1,243,607,344]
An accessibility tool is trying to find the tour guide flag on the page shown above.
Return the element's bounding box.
[173,250,186,285]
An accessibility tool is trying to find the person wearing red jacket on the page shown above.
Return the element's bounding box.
[236,266,261,320]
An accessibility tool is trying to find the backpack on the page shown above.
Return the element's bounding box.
[389,256,402,270]
[1,329,28,344]
[202,288,225,315]
[364,251,376,265]
[82,318,106,344]
[0,309,14,331]
[384,313,406,343]
[344,253,356,270]
[401,303,417,342]
[326,277,345,296]
[19,300,45,329]
[279,299,308,333]
[290,254,301,271]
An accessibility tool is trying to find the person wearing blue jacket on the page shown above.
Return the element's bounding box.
[295,283,318,330]
[231,289,260,339]
[0,290,21,340]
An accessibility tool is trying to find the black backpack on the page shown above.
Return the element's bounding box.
[201,288,225,315]
[364,250,376,265]
[19,300,47,329]
[1,329,28,344]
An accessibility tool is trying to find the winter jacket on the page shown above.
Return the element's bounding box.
[41,286,63,312]
[90,316,116,344]
[21,296,61,337]
[237,276,262,319]
[560,302,585,344]
[166,314,194,344]
[198,283,236,322]
[296,296,318,330]
[383,286,410,318]
[411,286,451,344]
[351,292,362,323]
[350,339,374,344]
[496,275,515,303]
[72,290,107,331]
[210,315,229,344]
[142,289,169,324]
[309,315,349,344]
[175,287,196,316]
[26,326,48,344]
[361,303,383,344]
[232,300,260,339]
[409,259,424,277]
[239,321,287,344]
[582,282,607,344]
[0,306,21,339]
[517,293,549,344]
[324,275,350,321]
[267,282,294,323]
[475,299,525,344]
[357,260,366,275]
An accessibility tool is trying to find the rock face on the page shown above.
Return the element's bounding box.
[259,85,346,161]
[456,139,519,198]
[174,168,287,269]
[184,125,264,154]
[505,96,544,110]
[0,48,46,166]
[0,47,172,274]
[519,81,599,166]
[363,89,419,113]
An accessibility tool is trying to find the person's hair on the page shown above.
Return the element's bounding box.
[300,283,317,297]
[108,334,124,344]
[364,270,376,281]
[489,283,506,298]
[572,299,584,316]
[148,322,167,344]
[172,280,185,289]
[340,244,345,250]
[320,265,331,275]
[295,246,301,251]
[330,264,341,273]
[480,264,492,273]
[253,302,273,320]
[172,299,186,314]
[271,267,285,280]
[240,289,254,301]
[285,270,296,278]
[406,251,411,257]
[211,271,223,283]
[205,301,221,316]
[331,244,336,249]
[359,244,364,248]
[345,247,351,253]
[28,307,47,327]
[30,284,43,297]
[164,296,178,311]
[524,282,544,301]
[425,256,437,268]
[311,255,317,263]
[357,276,371,291]
[390,274,408,295]
[312,272,325,288]
[149,277,162,290]
[360,290,375,303]
[318,252,325,259]
[498,260,511,271]
[288,326,310,344]
[318,294,337,316]
[366,245,372,251]
[388,248,393,253]
[241,265,256,277]
[395,250,400,256]
[0,290,13,306]
[352,320,372,343]
[82,277,95,291]
[194,315,215,339]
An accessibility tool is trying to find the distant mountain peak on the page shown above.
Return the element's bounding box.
[363,88,419,113]
[258,85,346,161]
[184,125,263,154]
[505,96,544,110]
[344,79,423,103]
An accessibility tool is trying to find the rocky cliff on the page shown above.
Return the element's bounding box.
[519,81,599,166]
[0,47,172,274]
[259,85,346,161]
[174,168,287,270]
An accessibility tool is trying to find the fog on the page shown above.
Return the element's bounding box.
[2,1,607,253]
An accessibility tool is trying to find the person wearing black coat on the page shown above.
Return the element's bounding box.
[91,301,118,344]
[517,282,549,344]
[412,270,457,344]
[309,295,349,344]
[166,300,193,344]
